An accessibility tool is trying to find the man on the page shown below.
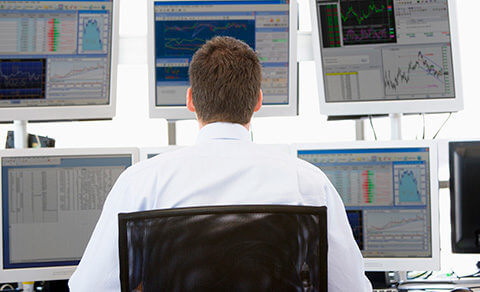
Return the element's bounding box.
[69,36,372,291]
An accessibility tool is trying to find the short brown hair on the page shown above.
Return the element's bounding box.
[189,36,262,125]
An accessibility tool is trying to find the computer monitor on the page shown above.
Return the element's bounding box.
[139,146,183,161]
[148,0,298,120]
[0,0,119,122]
[0,148,138,282]
[118,205,327,291]
[449,141,480,253]
[310,0,463,116]
[296,141,440,271]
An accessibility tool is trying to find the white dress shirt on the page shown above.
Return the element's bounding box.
[69,122,372,291]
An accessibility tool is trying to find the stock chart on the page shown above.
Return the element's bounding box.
[340,0,397,45]
[157,20,255,57]
[383,47,451,96]
[0,59,46,99]
[155,20,255,82]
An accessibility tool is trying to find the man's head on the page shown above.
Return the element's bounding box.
[187,36,262,126]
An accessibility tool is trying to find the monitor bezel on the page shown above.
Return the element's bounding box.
[148,0,298,120]
[449,140,480,254]
[293,140,440,271]
[139,146,183,161]
[0,0,120,122]
[0,147,139,282]
[309,0,464,116]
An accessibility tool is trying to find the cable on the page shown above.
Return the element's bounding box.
[457,271,480,279]
[369,115,378,140]
[432,112,452,139]
[422,113,426,140]
[424,271,433,279]
[407,271,429,280]
[249,122,254,142]
[0,284,15,291]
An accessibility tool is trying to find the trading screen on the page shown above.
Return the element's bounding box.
[298,147,432,258]
[1,154,131,269]
[0,0,113,107]
[316,0,455,102]
[154,0,290,106]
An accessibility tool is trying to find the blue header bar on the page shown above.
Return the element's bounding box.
[156,11,253,17]
[155,0,286,6]
[298,148,429,155]
[4,0,111,2]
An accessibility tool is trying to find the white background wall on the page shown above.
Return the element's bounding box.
[1,0,479,275]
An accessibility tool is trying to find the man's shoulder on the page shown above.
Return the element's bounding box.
[120,147,193,179]
[123,144,326,177]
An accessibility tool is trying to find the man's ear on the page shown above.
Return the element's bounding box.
[254,89,263,112]
[186,87,195,113]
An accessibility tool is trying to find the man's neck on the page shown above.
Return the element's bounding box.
[198,121,250,131]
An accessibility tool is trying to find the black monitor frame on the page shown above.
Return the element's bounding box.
[449,141,480,253]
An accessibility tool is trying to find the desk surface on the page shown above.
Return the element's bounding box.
[398,278,480,291]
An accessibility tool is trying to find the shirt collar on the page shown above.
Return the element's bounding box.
[196,122,251,144]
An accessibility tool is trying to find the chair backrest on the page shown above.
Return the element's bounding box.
[118,205,327,292]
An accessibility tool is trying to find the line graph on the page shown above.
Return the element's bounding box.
[340,0,396,45]
[156,66,189,82]
[383,46,450,96]
[365,210,429,252]
[341,0,389,25]
[367,212,424,232]
[156,20,255,58]
[46,58,107,99]
[394,164,427,206]
[0,59,46,100]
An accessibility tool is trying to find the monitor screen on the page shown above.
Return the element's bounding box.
[0,152,132,280]
[139,146,183,161]
[149,0,297,119]
[449,141,480,253]
[298,147,432,259]
[119,205,327,291]
[312,0,462,115]
[0,0,117,121]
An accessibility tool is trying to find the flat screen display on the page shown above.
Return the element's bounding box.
[1,154,131,269]
[0,0,114,108]
[315,0,455,103]
[299,147,432,258]
[153,0,291,107]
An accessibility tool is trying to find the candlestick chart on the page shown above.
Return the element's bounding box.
[383,46,451,96]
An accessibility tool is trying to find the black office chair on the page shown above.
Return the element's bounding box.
[118,205,327,292]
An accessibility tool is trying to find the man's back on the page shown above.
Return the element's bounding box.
[69,123,372,291]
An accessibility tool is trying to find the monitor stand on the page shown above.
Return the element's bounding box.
[42,280,69,292]
[390,113,402,140]
[168,119,176,145]
[366,272,394,289]
[13,120,28,149]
